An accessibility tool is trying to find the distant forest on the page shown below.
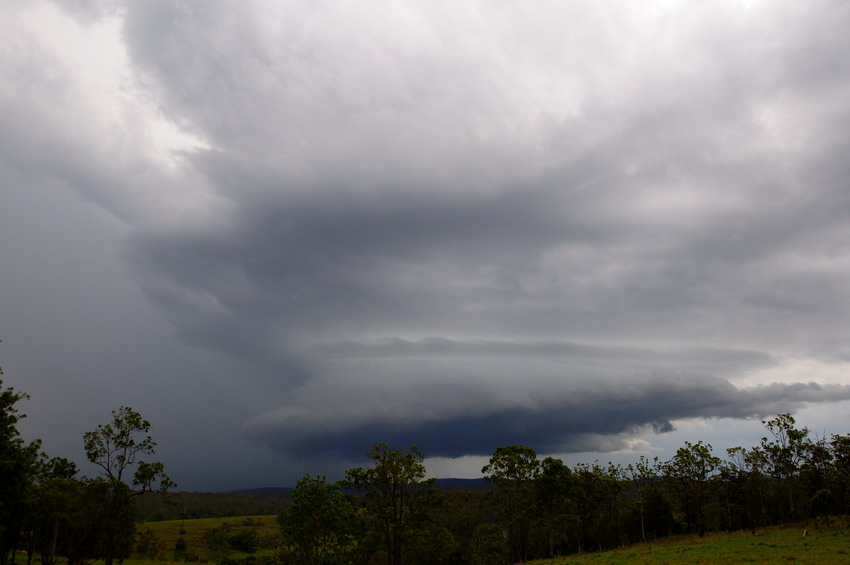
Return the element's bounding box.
[4,374,850,565]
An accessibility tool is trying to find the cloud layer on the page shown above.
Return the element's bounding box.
[4,0,850,487]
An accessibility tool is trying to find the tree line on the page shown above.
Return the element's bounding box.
[1,375,173,565]
[277,415,850,564]
[6,368,850,565]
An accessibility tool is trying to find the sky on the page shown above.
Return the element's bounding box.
[3,0,850,492]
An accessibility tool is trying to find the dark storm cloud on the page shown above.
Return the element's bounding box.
[7,0,850,488]
[112,0,850,462]
[244,374,850,458]
[127,177,618,366]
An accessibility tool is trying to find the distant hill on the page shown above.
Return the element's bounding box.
[138,478,488,522]
[230,486,294,495]
[234,478,488,494]
[433,478,489,490]
[136,490,291,522]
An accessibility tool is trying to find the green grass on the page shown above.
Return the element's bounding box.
[135,515,280,563]
[69,516,850,565]
[532,524,850,565]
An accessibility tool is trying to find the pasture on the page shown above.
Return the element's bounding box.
[534,523,850,565]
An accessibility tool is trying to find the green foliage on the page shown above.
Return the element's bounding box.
[135,528,163,559]
[278,474,359,565]
[570,461,628,552]
[0,378,42,565]
[228,528,259,553]
[760,413,812,521]
[204,523,232,553]
[345,443,438,565]
[84,406,175,492]
[132,516,280,563]
[482,445,542,563]
[482,445,541,485]
[83,406,174,565]
[662,440,721,536]
[534,457,573,557]
[135,490,291,521]
[532,522,850,564]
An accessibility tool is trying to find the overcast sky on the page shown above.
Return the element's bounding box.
[3,0,850,491]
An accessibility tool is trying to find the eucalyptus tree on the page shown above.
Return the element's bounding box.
[759,413,811,521]
[83,406,175,565]
[801,434,834,523]
[0,378,41,565]
[662,441,721,536]
[627,456,660,543]
[482,445,540,563]
[830,434,850,515]
[576,461,627,549]
[278,474,360,565]
[536,457,573,557]
[344,443,437,565]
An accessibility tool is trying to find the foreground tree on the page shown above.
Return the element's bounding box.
[662,441,721,536]
[344,443,437,565]
[760,413,811,521]
[482,445,540,563]
[83,406,175,565]
[536,456,573,557]
[278,474,360,565]
[0,377,42,565]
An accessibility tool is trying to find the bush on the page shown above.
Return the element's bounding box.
[136,528,163,559]
[228,528,259,553]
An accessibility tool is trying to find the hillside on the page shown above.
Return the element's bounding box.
[532,523,850,565]
[135,478,488,521]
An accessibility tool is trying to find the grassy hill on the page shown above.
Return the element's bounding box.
[127,514,850,565]
[132,515,280,564]
[135,492,291,522]
[532,523,850,565]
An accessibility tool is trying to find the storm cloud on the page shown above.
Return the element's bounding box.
[4,0,850,489]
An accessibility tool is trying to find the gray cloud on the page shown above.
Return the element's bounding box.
[243,372,850,458]
[4,0,850,488]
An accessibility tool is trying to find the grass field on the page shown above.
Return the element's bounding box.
[116,517,850,565]
[532,524,850,565]
[135,515,280,563]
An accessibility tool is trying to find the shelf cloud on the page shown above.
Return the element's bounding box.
[4,0,850,489]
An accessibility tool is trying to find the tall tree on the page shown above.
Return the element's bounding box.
[759,413,811,521]
[0,375,42,565]
[83,406,175,565]
[662,441,720,536]
[627,456,657,543]
[830,434,850,515]
[344,443,436,565]
[481,445,540,563]
[278,474,360,565]
[536,457,573,557]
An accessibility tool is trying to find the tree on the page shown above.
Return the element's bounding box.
[83,406,175,565]
[627,456,656,543]
[481,445,540,563]
[24,457,81,565]
[569,461,626,551]
[344,443,436,565]
[662,441,720,536]
[536,457,573,557]
[278,474,360,565]
[801,434,833,524]
[830,434,850,515]
[759,413,811,521]
[0,377,42,565]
